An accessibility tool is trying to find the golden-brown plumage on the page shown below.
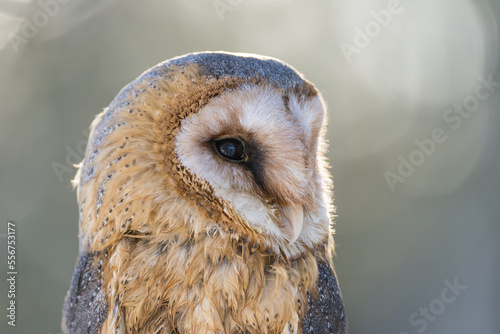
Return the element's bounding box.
[62,52,346,334]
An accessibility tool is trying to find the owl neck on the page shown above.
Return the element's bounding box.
[101,232,321,333]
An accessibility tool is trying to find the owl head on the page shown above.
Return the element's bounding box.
[75,51,334,261]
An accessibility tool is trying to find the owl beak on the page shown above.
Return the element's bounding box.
[279,204,304,243]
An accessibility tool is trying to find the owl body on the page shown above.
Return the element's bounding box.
[62,52,347,334]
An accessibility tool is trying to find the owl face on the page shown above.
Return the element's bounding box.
[176,83,330,246]
[77,52,333,259]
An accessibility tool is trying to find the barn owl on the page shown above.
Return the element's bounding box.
[62,51,347,334]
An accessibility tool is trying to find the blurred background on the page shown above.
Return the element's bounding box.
[0,0,499,333]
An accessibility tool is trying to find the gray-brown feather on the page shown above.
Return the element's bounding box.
[301,261,347,333]
[62,252,108,334]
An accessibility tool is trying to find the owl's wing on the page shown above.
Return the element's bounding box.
[301,260,348,334]
[62,252,109,334]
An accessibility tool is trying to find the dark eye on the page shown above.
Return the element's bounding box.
[213,138,247,162]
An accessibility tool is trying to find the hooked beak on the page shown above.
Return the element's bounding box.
[279,204,304,243]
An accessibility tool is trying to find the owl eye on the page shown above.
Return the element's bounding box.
[213,138,247,162]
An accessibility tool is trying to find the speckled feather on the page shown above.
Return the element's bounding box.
[62,51,347,334]
[62,252,109,333]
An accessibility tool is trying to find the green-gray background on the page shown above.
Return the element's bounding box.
[0,0,499,333]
